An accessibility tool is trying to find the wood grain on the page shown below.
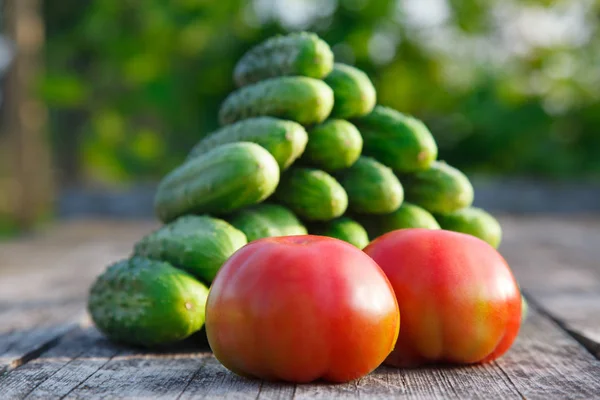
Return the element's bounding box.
[0,217,599,399]
[496,307,600,399]
[0,220,156,374]
[500,215,600,293]
[529,291,600,358]
[2,306,599,399]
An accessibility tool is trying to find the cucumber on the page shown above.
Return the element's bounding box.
[219,76,334,126]
[356,202,440,239]
[336,156,404,214]
[434,207,502,249]
[234,31,334,87]
[252,204,308,236]
[134,215,248,283]
[522,296,528,322]
[324,63,376,119]
[300,119,363,172]
[88,257,209,347]
[352,105,437,173]
[401,161,474,214]
[154,142,280,223]
[274,168,348,221]
[228,203,307,242]
[187,117,308,170]
[310,217,370,249]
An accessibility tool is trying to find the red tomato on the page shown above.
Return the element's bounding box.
[363,229,521,367]
[205,235,400,383]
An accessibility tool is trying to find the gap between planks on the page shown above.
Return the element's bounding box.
[524,291,600,360]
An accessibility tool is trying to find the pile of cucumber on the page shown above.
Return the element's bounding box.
[87,32,505,348]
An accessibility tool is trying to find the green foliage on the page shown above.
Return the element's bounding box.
[43,0,600,183]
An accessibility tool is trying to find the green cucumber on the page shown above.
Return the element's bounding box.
[356,202,440,239]
[324,63,376,119]
[274,168,348,221]
[300,119,363,172]
[352,105,437,173]
[134,215,247,283]
[337,156,404,214]
[219,76,334,126]
[434,207,502,249]
[88,257,209,347]
[401,161,474,214]
[228,203,307,242]
[187,117,308,170]
[310,217,370,249]
[154,142,280,223]
[234,31,334,87]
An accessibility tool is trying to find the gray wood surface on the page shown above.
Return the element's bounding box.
[0,216,599,399]
[0,220,156,375]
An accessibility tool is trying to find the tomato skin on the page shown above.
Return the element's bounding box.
[205,235,400,383]
[363,229,521,367]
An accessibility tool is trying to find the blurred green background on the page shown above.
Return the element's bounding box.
[44,0,600,183]
[2,0,600,235]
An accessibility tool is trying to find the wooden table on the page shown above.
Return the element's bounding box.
[1,216,599,399]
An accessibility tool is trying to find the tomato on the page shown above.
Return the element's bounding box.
[205,235,400,383]
[363,229,521,367]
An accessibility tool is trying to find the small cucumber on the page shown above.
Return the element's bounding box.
[134,215,248,283]
[228,204,307,242]
[309,217,370,249]
[401,161,474,214]
[88,257,209,347]
[324,63,376,119]
[154,142,280,223]
[188,117,308,170]
[356,202,440,239]
[234,31,334,87]
[352,105,437,173]
[435,207,502,249]
[336,156,404,214]
[219,76,334,126]
[273,168,348,221]
[300,119,363,172]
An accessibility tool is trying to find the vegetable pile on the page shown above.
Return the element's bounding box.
[87,32,524,382]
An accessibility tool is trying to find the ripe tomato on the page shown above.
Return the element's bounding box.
[363,229,521,367]
[205,235,400,383]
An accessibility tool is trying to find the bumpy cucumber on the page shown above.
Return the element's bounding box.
[219,76,334,126]
[187,117,308,170]
[88,257,209,347]
[300,119,363,172]
[401,161,474,214]
[435,207,502,248]
[274,168,348,221]
[352,105,437,173]
[228,203,307,242]
[154,142,280,223]
[234,31,334,87]
[310,217,370,249]
[250,204,308,236]
[134,215,247,283]
[336,156,404,214]
[324,63,376,119]
[357,202,440,239]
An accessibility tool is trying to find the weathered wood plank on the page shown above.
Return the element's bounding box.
[500,215,600,293]
[495,306,600,399]
[0,326,121,399]
[529,291,600,358]
[499,215,600,359]
[0,220,156,374]
[3,306,598,399]
[0,217,599,399]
